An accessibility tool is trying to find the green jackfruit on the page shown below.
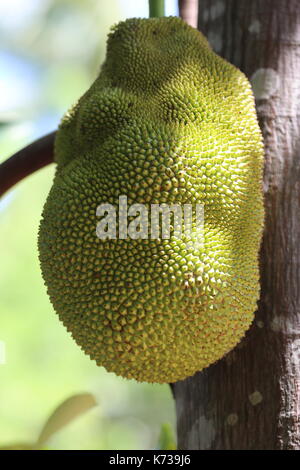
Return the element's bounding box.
[38,17,264,383]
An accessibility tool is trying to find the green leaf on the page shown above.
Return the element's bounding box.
[0,442,33,450]
[35,393,97,447]
[157,423,176,450]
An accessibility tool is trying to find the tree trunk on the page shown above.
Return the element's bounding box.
[173,0,300,450]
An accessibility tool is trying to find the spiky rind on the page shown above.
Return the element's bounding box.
[38,17,264,383]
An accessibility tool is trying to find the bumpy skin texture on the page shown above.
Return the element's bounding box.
[38,17,264,383]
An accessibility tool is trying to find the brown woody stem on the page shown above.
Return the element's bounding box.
[178,0,198,28]
[0,131,56,197]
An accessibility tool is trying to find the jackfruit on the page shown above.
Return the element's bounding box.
[38,17,264,383]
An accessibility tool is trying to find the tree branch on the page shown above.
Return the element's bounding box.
[179,0,198,28]
[0,131,56,197]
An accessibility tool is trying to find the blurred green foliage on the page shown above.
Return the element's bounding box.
[157,423,177,450]
[0,393,97,450]
[0,0,176,450]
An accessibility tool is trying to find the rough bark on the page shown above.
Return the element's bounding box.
[173,0,300,450]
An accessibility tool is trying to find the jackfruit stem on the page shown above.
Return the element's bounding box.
[0,131,56,197]
[149,0,165,18]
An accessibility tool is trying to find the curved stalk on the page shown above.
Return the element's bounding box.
[0,131,56,197]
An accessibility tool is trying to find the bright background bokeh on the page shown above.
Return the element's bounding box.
[0,0,178,450]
